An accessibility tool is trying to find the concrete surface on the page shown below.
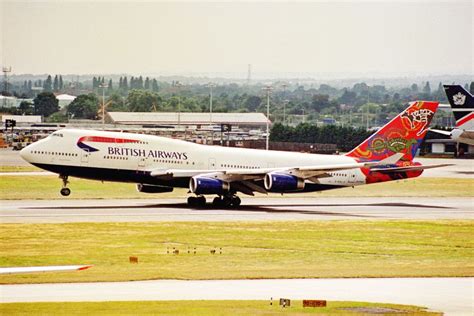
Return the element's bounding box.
[1,278,472,315]
[1,197,472,223]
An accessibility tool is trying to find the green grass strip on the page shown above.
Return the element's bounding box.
[1,221,472,284]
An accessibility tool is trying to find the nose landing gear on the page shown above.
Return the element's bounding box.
[59,175,71,196]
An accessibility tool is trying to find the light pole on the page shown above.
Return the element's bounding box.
[99,82,108,125]
[208,82,215,144]
[283,99,289,124]
[262,85,273,150]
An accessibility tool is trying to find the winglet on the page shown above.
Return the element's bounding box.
[77,265,93,271]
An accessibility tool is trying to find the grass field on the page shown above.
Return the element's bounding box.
[0,300,441,315]
[0,166,41,172]
[1,221,472,284]
[0,175,472,200]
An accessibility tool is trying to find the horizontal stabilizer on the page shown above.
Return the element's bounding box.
[429,128,452,136]
[370,163,453,173]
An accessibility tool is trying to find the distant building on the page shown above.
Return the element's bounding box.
[55,94,77,108]
[1,114,42,124]
[105,112,270,130]
[0,96,33,108]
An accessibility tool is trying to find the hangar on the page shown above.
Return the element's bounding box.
[105,112,270,130]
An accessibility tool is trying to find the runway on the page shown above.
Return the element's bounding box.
[1,278,472,315]
[1,197,472,223]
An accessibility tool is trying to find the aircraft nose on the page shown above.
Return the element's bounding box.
[19,145,31,162]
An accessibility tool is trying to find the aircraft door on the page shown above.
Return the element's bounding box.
[81,149,90,165]
[138,157,146,169]
[209,158,216,170]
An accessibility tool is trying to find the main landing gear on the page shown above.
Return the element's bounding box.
[59,175,71,196]
[187,194,241,208]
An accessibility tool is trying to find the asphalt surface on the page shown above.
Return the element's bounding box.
[1,197,473,223]
[1,278,472,315]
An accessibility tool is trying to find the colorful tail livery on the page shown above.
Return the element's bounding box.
[77,136,140,152]
[346,101,439,161]
[443,85,474,129]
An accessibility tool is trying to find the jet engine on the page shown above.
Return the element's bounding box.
[189,176,230,195]
[264,172,305,192]
[136,184,174,193]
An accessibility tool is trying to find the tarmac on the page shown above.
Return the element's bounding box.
[1,197,473,223]
[1,278,473,315]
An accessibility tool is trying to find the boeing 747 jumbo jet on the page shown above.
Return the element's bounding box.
[20,101,446,207]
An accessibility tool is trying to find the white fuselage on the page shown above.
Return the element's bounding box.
[20,129,367,189]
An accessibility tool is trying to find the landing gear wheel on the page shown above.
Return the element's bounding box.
[188,196,207,207]
[187,196,197,207]
[231,196,241,207]
[212,196,222,206]
[197,196,206,207]
[222,196,233,208]
[59,175,70,197]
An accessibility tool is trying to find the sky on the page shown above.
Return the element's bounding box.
[1,0,472,78]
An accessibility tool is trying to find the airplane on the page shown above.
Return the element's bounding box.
[19,101,448,208]
[0,265,92,275]
[430,85,474,146]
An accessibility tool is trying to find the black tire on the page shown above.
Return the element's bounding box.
[197,196,207,207]
[212,197,222,206]
[231,196,241,207]
[187,196,197,207]
[222,196,232,208]
[60,188,71,196]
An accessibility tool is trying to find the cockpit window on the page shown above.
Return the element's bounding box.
[51,132,63,137]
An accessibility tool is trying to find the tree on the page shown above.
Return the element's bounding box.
[43,75,52,92]
[59,75,63,90]
[123,77,128,90]
[244,95,261,111]
[411,83,419,93]
[152,79,159,92]
[33,92,59,117]
[67,93,99,119]
[108,79,113,92]
[53,75,59,92]
[470,82,474,95]
[144,77,150,90]
[92,77,98,89]
[126,89,161,112]
[19,101,33,115]
[423,82,431,94]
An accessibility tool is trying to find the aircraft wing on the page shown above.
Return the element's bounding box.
[0,265,93,275]
[150,153,404,182]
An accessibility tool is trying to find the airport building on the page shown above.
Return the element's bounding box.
[105,112,270,130]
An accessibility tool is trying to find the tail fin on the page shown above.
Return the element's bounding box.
[443,85,474,129]
[346,101,439,161]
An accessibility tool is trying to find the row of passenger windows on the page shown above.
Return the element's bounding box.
[152,159,195,165]
[330,172,356,178]
[31,150,78,157]
[103,156,129,160]
[220,164,260,169]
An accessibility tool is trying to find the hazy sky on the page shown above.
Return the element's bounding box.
[1,0,472,77]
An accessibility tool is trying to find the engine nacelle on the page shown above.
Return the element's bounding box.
[136,184,174,193]
[264,172,305,192]
[189,177,230,195]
